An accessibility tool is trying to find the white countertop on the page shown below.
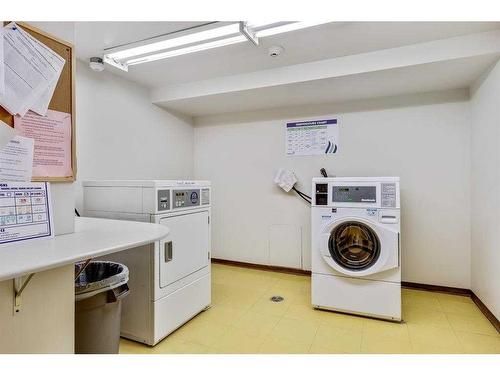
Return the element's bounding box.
[0,217,169,282]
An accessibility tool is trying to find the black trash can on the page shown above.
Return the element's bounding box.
[74,261,130,354]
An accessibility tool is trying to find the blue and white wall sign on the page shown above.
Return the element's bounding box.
[285,118,339,156]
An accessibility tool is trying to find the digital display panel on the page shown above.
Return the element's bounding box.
[332,186,376,203]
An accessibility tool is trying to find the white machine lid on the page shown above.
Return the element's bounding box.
[312,176,399,183]
[83,180,211,188]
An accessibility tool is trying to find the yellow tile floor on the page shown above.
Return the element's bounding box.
[120,263,500,354]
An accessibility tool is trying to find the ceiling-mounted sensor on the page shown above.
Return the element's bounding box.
[268,45,284,57]
[89,57,105,72]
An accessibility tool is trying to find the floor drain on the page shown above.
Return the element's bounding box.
[270,296,284,303]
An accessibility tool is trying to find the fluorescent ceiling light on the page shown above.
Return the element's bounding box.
[246,21,282,28]
[104,21,332,70]
[255,21,331,37]
[126,35,247,65]
[106,23,241,61]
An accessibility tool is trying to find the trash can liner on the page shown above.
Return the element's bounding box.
[74,260,130,354]
[75,261,129,301]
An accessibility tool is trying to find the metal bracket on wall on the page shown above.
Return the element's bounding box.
[13,273,35,315]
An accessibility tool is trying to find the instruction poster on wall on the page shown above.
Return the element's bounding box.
[285,118,339,156]
[14,109,72,178]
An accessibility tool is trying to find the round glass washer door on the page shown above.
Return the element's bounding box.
[328,221,381,271]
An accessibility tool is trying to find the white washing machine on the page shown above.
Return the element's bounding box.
[83,180,211,345]
[311,177,401,321]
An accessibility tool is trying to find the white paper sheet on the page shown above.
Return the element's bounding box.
[0,182,53,245]
[0,135,34,182]
[14,110,72,178]
[0,23,64,116]
[0,27,4,96]
[0,120,16,150]
[16,25,65,116]
[30,80,58,116]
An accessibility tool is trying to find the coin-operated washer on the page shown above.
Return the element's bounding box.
[83,180,211,345]
[311,177,401,321]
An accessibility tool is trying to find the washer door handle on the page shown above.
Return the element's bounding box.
[164,241,173,262]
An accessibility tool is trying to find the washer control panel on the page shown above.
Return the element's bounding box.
[381,183,397,208]
[157,189,170,211]
[333,186,376,203]
[173,189,200,209]
[201,188,210,205]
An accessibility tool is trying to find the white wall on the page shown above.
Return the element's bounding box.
[470,60,500,319]
[75,60,195,210]
[194,93,472,288]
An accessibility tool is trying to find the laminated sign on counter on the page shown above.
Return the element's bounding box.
[0,182,53,246]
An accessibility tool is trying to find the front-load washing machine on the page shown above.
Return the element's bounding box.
[83,180,211,345]
[311,177,401,321]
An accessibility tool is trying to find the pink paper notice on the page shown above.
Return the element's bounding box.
[14,110,72,178]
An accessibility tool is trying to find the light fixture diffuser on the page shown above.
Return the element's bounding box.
[255,21,331,37]
[126,35,247,65]
[103,21,331,70]
[106,23,241,61]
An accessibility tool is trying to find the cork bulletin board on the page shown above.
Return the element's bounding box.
[0,21,76,182]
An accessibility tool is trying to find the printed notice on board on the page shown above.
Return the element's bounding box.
[0,120,16,149]
[286,118,339,156]
[0,182,53,246]
[0,23,65,117]
[0,135,34,182]
[14,110,72,178]
[0,26,4,96]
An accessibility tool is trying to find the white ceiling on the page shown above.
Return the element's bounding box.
[155,54,499,116]
[75,21,208,57]
[75,22,500,88]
